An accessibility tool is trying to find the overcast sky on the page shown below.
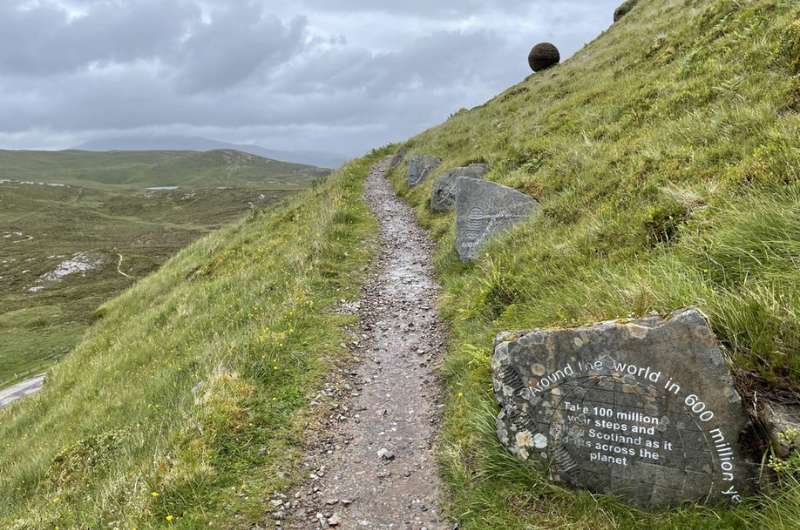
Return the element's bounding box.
[0,0,619,157]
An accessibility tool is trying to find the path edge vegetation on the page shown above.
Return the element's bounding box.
[3,0,800,528]
[0,149,387,528]
[381,0,800,528]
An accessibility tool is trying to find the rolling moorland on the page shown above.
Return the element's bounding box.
[0,150,327,387]
[0,149,328,189]
[76,136,349,170]
[2,0,800,528]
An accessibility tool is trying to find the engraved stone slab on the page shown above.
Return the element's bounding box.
[492,309,757,508]
[407,155,441,187]
[454,178,539,262]
[430,163,489,213]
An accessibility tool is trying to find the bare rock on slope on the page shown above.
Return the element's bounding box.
[614,0,640,22]
[455,178,539,262]
[407,154,442,187]
[759,400,800,458]
[430,163,489,213]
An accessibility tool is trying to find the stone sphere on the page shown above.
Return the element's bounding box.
[528,43,560,72]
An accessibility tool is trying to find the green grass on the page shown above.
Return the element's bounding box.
[0,321,84,384]
[379,0,800,527]
[4,0,800,527]
[0,149,328,190]
[0,150,384,528]
[0,181,297,386]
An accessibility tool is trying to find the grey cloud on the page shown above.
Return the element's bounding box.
[0,0,198,75]
[173,4,308,93]
[298,0,533,16]
[0,0,621,156]
[277,29,509,95]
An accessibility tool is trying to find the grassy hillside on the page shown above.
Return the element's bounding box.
[383,0,800,528]
[0,148,325,386]
[3,0,800,528]
[0,149,328,190]
[0,151,383,528]
[0,181,296,387]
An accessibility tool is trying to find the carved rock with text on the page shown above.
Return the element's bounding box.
[492,308,758,508]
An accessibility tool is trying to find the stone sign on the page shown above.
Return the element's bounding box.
[430,163,489,213]
[407,155,441,187]
[455,178,539,262]
[492,309,757,508]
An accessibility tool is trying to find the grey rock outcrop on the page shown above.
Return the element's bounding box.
[407,155,441,187]
[492,308,757,508]
[430,163,489,213]
[759,401,800,458]
[455,178,539,261]
[388,147,407,171]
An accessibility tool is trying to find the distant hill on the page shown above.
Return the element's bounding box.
[76,135,349,169]
[0,149,329,190]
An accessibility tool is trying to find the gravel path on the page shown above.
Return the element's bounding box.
[284,157,447,529]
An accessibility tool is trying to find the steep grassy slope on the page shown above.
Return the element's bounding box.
[385,0,800,527]
[1,178,296,387]
[0,149,328,190]
[3,0,800,528]
[0,151,383,528]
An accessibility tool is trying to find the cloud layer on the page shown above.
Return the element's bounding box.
[0,0,619,156]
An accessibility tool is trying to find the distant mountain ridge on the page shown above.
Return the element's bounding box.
[76,135,348,169]
[0,149,329,190]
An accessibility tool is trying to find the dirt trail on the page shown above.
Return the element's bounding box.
[286,158,447,529]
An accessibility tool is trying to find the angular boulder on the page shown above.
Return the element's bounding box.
[407,155,441,187]
[492,309,758,508]
[388,147,407,171]
[758,400,800,458]
[455,178,539,262]
[430,163,489,213]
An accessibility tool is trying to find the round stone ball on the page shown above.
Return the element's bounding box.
[528,43,560,72]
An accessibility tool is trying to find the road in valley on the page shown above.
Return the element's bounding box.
[0,374,46,410]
